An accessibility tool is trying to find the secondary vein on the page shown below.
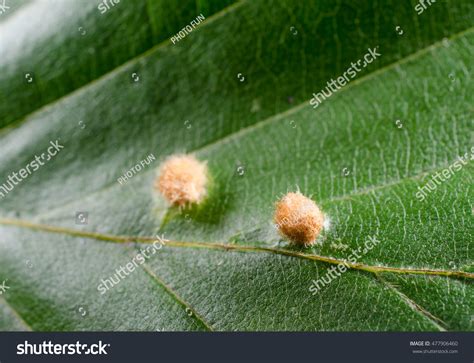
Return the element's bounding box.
[375,274,448,331]
[138,260,214,331]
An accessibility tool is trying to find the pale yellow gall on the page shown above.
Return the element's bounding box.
[155,155,208,206]
[274,192,324,246]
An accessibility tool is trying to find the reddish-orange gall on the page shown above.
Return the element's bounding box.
[273,192,324,246]
[155,155,208,206]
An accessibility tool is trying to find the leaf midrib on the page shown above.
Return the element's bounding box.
[0,224,214,332]
[1,218,472,280]
[0,218,458,332]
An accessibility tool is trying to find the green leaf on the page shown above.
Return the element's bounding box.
[0,0,473,331]
[0,0,235,128]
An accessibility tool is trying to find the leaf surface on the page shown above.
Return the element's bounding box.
[0,0,473,331]
[0,0,235,127]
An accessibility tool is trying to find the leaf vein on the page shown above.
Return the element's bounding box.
[0,218,472,280]
[375,274,448,331]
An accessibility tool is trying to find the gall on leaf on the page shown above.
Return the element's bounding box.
[155,155,208,207]
[274,192,325,246]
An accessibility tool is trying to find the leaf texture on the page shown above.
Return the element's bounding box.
[0,0,473,331]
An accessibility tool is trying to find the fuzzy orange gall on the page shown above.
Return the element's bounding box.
[155,155,208,206]
[274,192,324,246]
